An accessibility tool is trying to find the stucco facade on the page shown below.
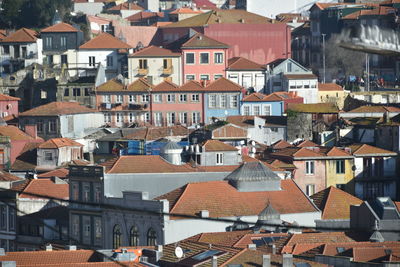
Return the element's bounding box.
[293,159,326,196]
[325,158,355,194]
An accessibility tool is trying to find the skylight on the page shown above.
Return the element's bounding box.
[192,250,221,261]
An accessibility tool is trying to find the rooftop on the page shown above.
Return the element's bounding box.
[11,178,69,200]
[107,2,144,11]
[318,83,344,91]
[19,102,97,117]
[38,138,83,149]
[347,105,400,113]
[0,28,38,43]
[129,45,180,57]
[227,57,266,71]
[349,143,397,156]
[41,22,80,33]
[79,33,132,49]
[287,103,339,113]
[201,139,238,151]
[204,77,242,92]
[0,125,37,141]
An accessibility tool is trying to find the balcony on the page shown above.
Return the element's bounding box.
[137,67,148,76]
[161,66,173,76]
[128,103,148,110]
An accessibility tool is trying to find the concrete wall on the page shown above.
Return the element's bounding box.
[204,92,241,124]
[285,79,318,104]
[59,113,104,139]
[287,113,312,142]
[376,126,400,153]
[199,150,241,166]
[78,50,119,80]
[241,101,283,116]
[227,70,266,92]
[74,2,104,15]
[325,158,355,194]
[293,160,326,195]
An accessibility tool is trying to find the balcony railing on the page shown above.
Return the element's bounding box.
[161,66,173,75]
[137,67,148,76]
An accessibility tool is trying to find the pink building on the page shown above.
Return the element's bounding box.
[167,31,229,83]
[151,80,204,126]
[0,94,19,119]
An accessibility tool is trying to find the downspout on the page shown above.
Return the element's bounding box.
[202,91,205,124]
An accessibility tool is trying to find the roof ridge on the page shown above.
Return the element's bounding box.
[169,183,189,213]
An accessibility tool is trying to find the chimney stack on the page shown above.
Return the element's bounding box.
[282,254,293,267]
[211,256,218,267]
[46,244,53,251]
[248,244,257,250]
[262,254,271,267]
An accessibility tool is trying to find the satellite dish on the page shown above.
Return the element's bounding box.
[175,246,183,258]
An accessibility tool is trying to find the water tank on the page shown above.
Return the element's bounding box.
[160,141,183,165]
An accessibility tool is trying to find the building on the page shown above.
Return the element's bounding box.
[128,45,182,85]
[151,80,203,126]
[0,28,42,76]
[226,56,267,92]
[203,77,242,124]
[267,58,318,104]
[241,93,284,116]
[318,82,348,109]
[78,33,133,80]
[18,102,104,140]
[125,11,164,26]
[0,94,19,119]
[36,138,83,171]
[167,31,229,83]
[169,7,203,22]
[95,77,152,127]
[105,2,144,18]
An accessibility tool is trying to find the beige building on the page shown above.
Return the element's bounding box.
[318,83,348,109]
[350,90,400,104]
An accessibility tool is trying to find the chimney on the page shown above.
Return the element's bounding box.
[262,254,271,267]
[1,262,16,267]
[0,248,5,256]
[248,244,256,250]
[239,18,245,23]
[66,245,77,251]
[282,254,293,267]
[211,256,218,267]
[24,125,38,139]
[270,244,276,255]
[46,244,53,251]
[200,210,209,218]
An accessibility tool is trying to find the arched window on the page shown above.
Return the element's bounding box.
[147,228,157,246]
[129,225,139,246]
[113,224,122,249]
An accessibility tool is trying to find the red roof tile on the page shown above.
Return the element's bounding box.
[347,105,400,113]
[343,6,396,20]
[271,140,294,149]
[202,139,238,151]
[79,33,132,49]
[125,11,164,22]
[178,80,204,91]
[311,186,363,220]
[41,23,80,33]
[318,83,344,91]
[38,138,83,149]
[129,45,180,57]
[19,102,97,116]
[170,7,203,14]
[156,179,318,218]
[16,178,69,200]
[227,57,266,71]
[0,125,36,141]
[0,28,38,43]
[297,140,318,147]
[212,124,247,139]
[242,92,269,102]
[349,144,397,156]
[107,2,144,11]
[37,168,69,179]
[204,77,242,92]
[181,32,229,49]
[152,80,180,92]
[0,94,20,101]
[0,170,22,182]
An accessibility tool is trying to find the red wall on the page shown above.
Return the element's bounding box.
[0,100,18,118]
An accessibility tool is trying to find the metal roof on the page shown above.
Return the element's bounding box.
[224,161,280,182]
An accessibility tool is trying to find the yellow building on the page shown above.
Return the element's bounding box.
[324,147,355,194]
[318,83,349,109]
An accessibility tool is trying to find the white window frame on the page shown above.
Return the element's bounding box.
[185,52,195,65]
[306,184,315,196]
[306,161,315,175]
[243,106,250,116]
[192,112,200,124]
[167,94,175,103]
[129,95,136,103]
[154,112,162,126]
[106,55,113,67]
[216,153,223,165]
[230,95,238,108]
[116,113,123,123]
[214,52,223,64]
[179,94,187,102]
[186,74,195,81]
[179,112,188,125]
[153,94,162,103]
[253,105,260,116]
[104,113,111,123]
[200,74,209,81]
[200,52,209,64]
[209,94,216,108]
[116,95,123,103]
[89,56,96,67]
[214,74,223,80]
[263,105,271,116]
[128,113,135,123]
[191,94,200,102]
[167,112,175,126]
[220,95,227,108]
[142,94,150,103]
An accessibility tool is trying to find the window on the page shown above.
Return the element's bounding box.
[9,208,15,231]
[254,106,260,116]
[216,153,223,165]
[60,36,67,49]
[179,112,188,124]
[94,186,101,203]
[45,152,53,161]
[37,119,44,133]
[179,94,187,102]
[214,74,223,80]
[84,219,90,237]
[139,59,147,69]
[49,120,56,132]
[129,95,136,103]
[243,106,250,116]
[186,74,195,81]
[2,45,9,55]
[89,56,96,67]
[83,185,90,202]
[129,113,135,123]
[103,95,111,103]
[192,94,200,102]
[61,54,68,66]
[64,88,70,97]
[116,113,123,123]
[41,90,47,99]
[163,58,172,70]
[209,95,216,108]
[144,112,150,123]
[0,206,6,230]
[94,217,102,239]
[130,226,139,246]
[113,225,122,249]
[200,53,209,64]
[167,94,175,103]
[45,37,53,49]
[192,112,200,124]
[72,182,79,200]
[167,112,175,125]
[72,215,80,238]
[200,74,209,80]
[306,184,315,196]
[287,62,292,72]
[154,112,162,126]
[142,94,149,103]
[220,95,227,108]
[106,56,113,67]
[263,105,271,115]
[336,160,345,174]
[73,88,81,97]
[306,161,315,175]
[84,88,90,96]
[147,228,157,246]
[185,53,195,64]
[105,113,111,123]
[116,95,123,103]
[153,94,162,103]
[374,157,384,176]
[230,95,238,108]
[214,52,223,64]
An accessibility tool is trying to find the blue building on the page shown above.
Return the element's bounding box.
[203,77,242,124]
[240,92,284,116]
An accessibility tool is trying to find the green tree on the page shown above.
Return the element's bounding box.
[20,0,72,28]
[0,0,26,28]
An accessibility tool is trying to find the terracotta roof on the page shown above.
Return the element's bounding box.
[181,32,229,49]
[96,78,124,92]
[10,142,41,171]
[103,155,239,174]
[19,102,97,117]
[342,6,396,20]
[127,78,153,92]
[125,11,163,22]
[79,33,132,49]
[129,45,180,57]
[242,92,268,102]
[269,159,297,170]
[0,170,22,182]
[162,9,274,28]
[170,7,203,14]
[349,143,397,156]
[271,140,293,149]
[204,77,243,92]
[202,139,238,151]
[14,178,69,200]
[155,179,318,218]
[396,201,400,212]
[311,186,363,220]
[297,140,318,147]
[37,168,69,179]
[226,115,256,128]
[347,105,400,113]
[287,103,339,113]
[227,57,266,71]
[38,138,83,149]
[41,23,80,33]
[0,28,38,43]
[107,2,144,11]
[270,147,326,159]
[325,147,352,157]
[124,125,191,140]
[152,80,179,92]
[178,80,204,91]
[0,94,20,101]
[0,125,35,141]
[318,83,344,91]
[212,124,247,139]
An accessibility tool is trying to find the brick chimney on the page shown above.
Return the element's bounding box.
[24,125,37,139]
